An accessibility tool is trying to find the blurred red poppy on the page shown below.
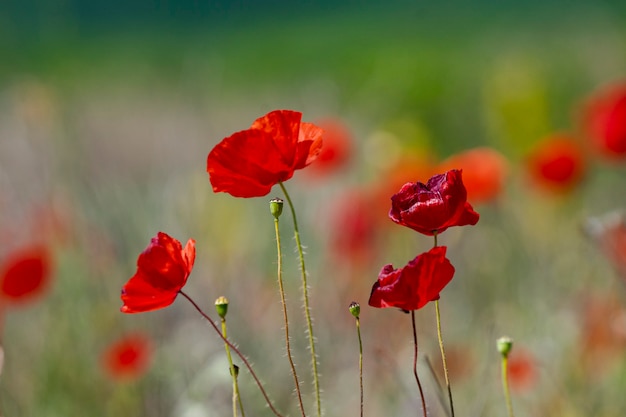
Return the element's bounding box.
[582,82,626,160]
[438,147,508,204]
[526,135,586,193]
[304,117,352,177]
[102,333,153,381]
[329,189,379,266]
[207,110,324,198]
[578,292,626,376]
[120,232,195,314]
[389,169,480,236]
[368,246,455,310]
[507,348,538,392]
[0,245,52,305]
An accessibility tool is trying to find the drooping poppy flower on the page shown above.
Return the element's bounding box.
[120,232,195,314]
[304,117,352,177]
[368,246,455,310]
[438,147,508,205]
[526,135,586,193]
[207,110,324,198]
[389,169,480,236]
[582,82,626,160]
[102,333,153,381]
[0,245,52,305]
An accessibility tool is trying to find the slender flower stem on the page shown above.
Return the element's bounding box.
[435,300,454,417]
[274,214,307,417]
[221,317,245,417]
[411,311,428,417]
[353,312,364,417]
[501,356,515,417]
[432,232,454,417]
[279,182,321,417]
[178,291,284,417]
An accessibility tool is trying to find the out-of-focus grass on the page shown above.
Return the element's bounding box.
[1,2,626,416]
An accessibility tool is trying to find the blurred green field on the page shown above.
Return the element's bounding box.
[2,2,626,416]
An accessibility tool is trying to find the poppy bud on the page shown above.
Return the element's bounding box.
[269,198,284,219]
[349,301,360,318]
[215,296,229,319]
[497,336,513,358]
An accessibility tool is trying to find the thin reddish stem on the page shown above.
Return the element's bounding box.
[411,310,428,417]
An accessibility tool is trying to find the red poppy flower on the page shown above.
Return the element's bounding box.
[120,232,195,314]
[102,333,153,381]
[389,169,480,236]
[582,82,626,159]
[438,147,508,204]
[207,110,324,198]
[0,245,52,305]
[368,246,455,310]
[526,135,586,193]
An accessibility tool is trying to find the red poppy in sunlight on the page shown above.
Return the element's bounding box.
[207,110,324,197]
[120,232,195,314]
[368,246,455,310]
[304,117,352,177]
[438,147,508,204]
[389,169,479,236]
[0,245,52,305]
[582,82,626,160]
[507,348,538,392]
[102,333,153,381]
[526,135,586,193]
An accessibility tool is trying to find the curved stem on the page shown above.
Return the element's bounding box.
[501,356,515,417]
[411,311,428,417]
[221,317,245,417]
[178,290,284,417]
[279,182,321,417]
[435,300,454,417]
[274,216,307,417]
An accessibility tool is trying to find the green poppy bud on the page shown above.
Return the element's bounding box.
[497,336,513,358]
[269,198,284,219]
[215,296,229,319]
[349,301,361,318]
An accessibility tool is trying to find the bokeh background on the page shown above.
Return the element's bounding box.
[2,0,626,415]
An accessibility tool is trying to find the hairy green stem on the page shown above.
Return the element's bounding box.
[274,215,307,417]
[279,182,321,417]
